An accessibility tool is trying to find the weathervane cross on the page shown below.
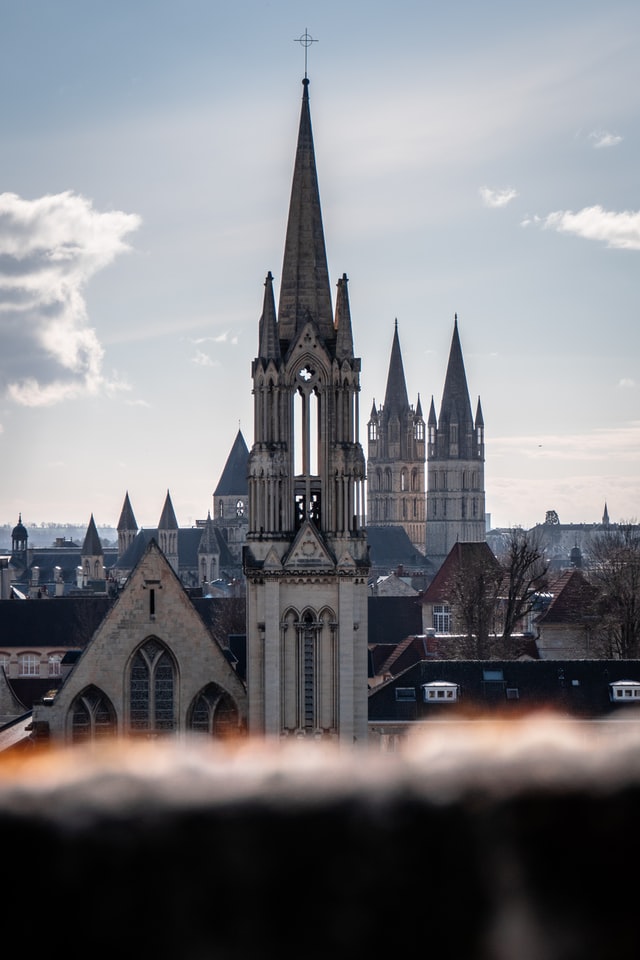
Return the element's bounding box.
[294,29,317,78]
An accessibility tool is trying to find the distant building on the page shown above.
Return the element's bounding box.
[425,315,486,569]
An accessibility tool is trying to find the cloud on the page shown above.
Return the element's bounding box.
[588,129,622,149]
[479,186,518,208]
[619,378,636,389]
[190,332,238,346]
[0,191,140,406]
[532,205,640,250]
[191,349,220,368]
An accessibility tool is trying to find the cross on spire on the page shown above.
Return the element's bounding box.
[294,28,317,78]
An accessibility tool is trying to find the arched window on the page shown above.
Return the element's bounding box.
[188,683,240,739]
[70,685,117,743]
[129,638,176,735]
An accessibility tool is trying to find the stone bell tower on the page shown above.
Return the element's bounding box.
[243,77,370,744]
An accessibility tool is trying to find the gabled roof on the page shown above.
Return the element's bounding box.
[537,568,598,624]
[422,541,499,603]
[214,430,249,496]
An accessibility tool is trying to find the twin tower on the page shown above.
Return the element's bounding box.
[243,77,485,743]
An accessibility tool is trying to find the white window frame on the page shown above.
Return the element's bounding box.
[433,604,451,634]
[19,653,40,677]
[422,682,459,703]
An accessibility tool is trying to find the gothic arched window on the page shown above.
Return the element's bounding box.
[129,638,176,735]
[188,683,240,739]
[70,685,117,743]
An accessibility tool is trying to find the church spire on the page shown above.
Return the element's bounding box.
[258,271,280,361]
[334,273,354,358]
[383,319,410,415]
[277,77,333,346]
[438,314,474,448]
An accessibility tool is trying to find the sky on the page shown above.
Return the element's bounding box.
[1,0,638,534]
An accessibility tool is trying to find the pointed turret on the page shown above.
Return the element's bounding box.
[334,273,354,358]
[278,77,333,346]
[82,514,103,556]
[383,319,410,416]
[603,502,610,525]
[81,514,105,587]
[258,271,280,361]
[415,393,423,418]
[214,430,249,498]
[158,490,178,530]
[158,491,179,572]
[437,314,475,448]
[117,491,138,557]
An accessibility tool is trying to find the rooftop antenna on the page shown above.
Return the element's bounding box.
[294,28,317,79]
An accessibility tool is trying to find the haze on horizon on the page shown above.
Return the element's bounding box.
[0,1,638,533]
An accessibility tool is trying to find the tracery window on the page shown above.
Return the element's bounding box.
[129,638,176,735]
[70,685,117,743]
[188,684,239,739]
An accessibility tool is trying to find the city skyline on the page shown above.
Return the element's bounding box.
[1,1,638,532]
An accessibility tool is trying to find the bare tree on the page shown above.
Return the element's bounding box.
[497,527,549,641]
[588,522,640,659]
[447,544,502,659]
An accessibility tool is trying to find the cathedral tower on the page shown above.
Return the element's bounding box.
[367,321,426,552]
[426,315,485,569]
[243,77,370,744]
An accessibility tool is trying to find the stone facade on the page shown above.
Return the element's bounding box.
[32,540,247,743]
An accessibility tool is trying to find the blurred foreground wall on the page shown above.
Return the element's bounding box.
[2,715,640,960]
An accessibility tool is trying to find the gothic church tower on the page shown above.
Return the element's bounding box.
[243,77,370,744]
[367,320,426,552]
[426,315,485,569]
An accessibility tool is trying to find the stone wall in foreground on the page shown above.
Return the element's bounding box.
[2,716,640,960]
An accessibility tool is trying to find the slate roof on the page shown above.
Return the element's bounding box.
[368,658,640,722]
[367,525,431,574]
[368,595,423,645]
[81,514,103,555]
[214,430,249,496]
[0,596,114,648]
[117,527,237,575]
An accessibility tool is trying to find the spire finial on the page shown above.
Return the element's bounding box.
[294,29,317,79]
